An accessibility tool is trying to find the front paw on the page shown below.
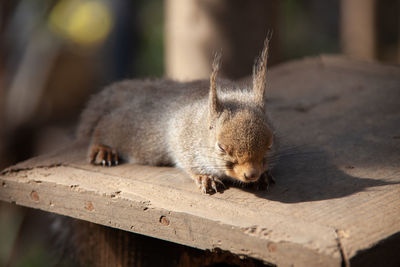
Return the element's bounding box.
[89,144,119,167]
[193,174,226,194]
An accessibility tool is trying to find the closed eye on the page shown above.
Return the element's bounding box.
[216,142,227,154]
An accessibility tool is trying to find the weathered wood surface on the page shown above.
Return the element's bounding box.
[1,56,399,267]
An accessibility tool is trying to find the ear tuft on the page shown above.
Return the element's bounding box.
[253,31,272,110]
[209,51,222,124]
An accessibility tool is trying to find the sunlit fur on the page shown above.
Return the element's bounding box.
[77,36,275,187]
[216,108,273,182]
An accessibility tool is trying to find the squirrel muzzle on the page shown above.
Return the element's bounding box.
[227,162,264,183]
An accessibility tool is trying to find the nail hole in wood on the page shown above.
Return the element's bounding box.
[84,201,94,211]
[30,191,40,202]
[159,216,169,226]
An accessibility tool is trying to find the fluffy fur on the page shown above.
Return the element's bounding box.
[77,37,276,193]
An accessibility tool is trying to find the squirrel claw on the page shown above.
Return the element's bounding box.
[89,144,119,167]
[201,186,207,194]
[211,181,218,192]
[194,174,225,194]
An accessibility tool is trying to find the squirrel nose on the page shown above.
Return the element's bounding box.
[244,170,259,181]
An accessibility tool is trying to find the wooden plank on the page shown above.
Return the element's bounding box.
[1,56,400,266]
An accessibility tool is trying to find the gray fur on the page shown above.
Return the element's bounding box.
[77,38,276,191]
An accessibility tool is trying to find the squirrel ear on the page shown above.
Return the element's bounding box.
[253,32,272,110]
[209,51,222,123]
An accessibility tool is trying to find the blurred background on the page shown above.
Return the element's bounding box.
[0,0,399,266]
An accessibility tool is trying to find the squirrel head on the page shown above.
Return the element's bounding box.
[214,109,274,183]
[207,36,274,183]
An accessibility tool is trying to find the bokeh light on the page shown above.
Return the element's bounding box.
[49,0,113,45]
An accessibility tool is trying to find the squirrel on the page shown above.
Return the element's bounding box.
[76,37,277,194]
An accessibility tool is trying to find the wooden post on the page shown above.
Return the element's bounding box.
[165,0,280,81]
[340,0,377,60]
[164,0,211,80]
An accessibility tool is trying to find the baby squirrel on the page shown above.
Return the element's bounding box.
[77,37,276,194]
